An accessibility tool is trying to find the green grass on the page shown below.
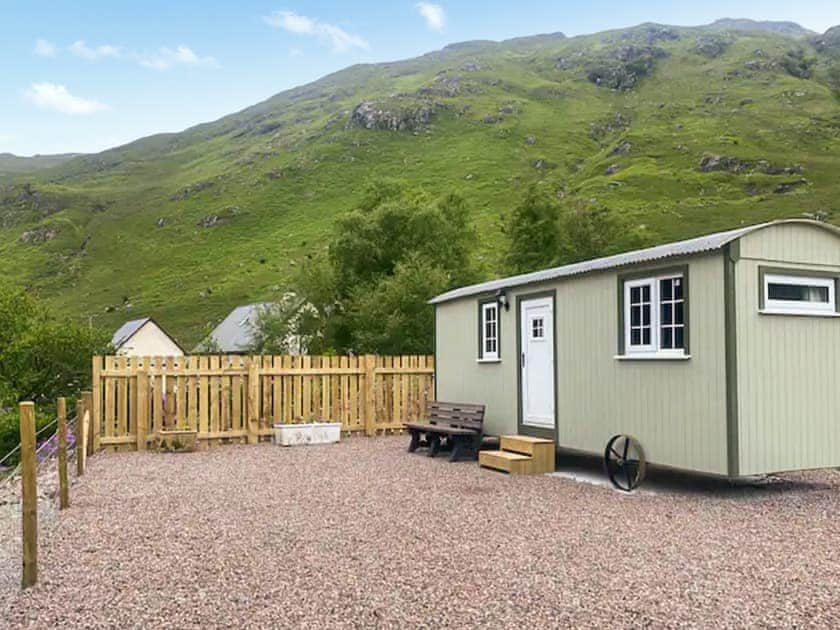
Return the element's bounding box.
[2,21,840,347]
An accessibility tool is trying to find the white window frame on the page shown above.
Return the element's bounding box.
[762,273,836,316]
[623,273,687,357]
[480,302,499,361]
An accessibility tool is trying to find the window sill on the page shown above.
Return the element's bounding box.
[476,358,501,364]
[758,309,840,318]
[614,353,691,361]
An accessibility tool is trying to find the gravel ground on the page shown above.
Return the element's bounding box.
[2,436,840,628]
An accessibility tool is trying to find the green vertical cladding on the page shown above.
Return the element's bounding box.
[734,223,840,475]
[723,242,740,478]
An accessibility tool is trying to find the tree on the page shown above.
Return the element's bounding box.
[347,255,451,354]
[503,189,654,272]
[261,180,477,354]
[557,202,652,265]
[502,186,562,274]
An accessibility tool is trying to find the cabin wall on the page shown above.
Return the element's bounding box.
[553,253,728,475]
[116,323,183,357]
[435,253,730,475]
[435,301,517,437]
[734,224,840,475]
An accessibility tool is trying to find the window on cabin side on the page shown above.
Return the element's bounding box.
[480,302,499,360]
[763,273,836,315]
[623,273,685,355]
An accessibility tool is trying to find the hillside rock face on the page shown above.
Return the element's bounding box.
[351,100,441,131]
[586,45,667,90]
[20,225,56,244]
[813,26,840,52]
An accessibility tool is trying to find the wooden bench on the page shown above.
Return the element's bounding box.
[405,401,485,462]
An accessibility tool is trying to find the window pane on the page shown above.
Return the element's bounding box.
[642,328,651,345]
[662,327,673,349]
[674,327,684,349]
[641,285,650,301]
[631,329,641,345]
[660,279,672,300]
[631,305,640,326]
[641,304,650,325]
[674,302,684,325]
[673,278,683,300]
[661,303,673,325]
[768,283,829,303]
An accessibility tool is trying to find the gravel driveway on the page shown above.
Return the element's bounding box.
[2,436,840,628]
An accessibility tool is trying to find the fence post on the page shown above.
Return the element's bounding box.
[57,398,69,510]
[82,391,94,456]
[19,402,37,589]
[247,358,259,444]
[91,356,101,451]
[75,397,86,476]
[364,355,377,437]
[136,371,149,451]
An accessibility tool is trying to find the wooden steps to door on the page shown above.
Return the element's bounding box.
[479,435,555,475]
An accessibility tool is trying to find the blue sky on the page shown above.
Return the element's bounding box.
[3,1,840,156]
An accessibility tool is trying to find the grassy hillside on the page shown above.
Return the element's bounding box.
[3,20,840,346]
[0,152,82,174]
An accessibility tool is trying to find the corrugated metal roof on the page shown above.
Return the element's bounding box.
[111,318,151,349]
[202,303,272,353]
[430,220,832,305]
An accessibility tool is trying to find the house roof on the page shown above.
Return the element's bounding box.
[430,220,840,305]
[111,317,185,353]
[111,318,151,349]
[202,303,273,352]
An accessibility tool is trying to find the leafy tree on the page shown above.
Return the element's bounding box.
[557,202,652,265]
[261,180,477,354]
[0,281,110,465]
[503,189,653,272]
[347,255,451,354]
[502,186,562,273]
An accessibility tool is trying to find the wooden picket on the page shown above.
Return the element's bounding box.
[92,355,434,450]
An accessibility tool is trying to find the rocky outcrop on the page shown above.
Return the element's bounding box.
[813,26,840,52]
[351,100,442,131]
[170,180,214,201]
[586,45,667,90]
[20,225,57,244]
[693,35,731,58]
[699,154,805,175]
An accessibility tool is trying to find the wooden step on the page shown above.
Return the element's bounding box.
[499,435,556,474]
[479,450,533,475]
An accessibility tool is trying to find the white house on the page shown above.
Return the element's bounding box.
[111,318,184,357]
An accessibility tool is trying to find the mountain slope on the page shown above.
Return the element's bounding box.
[3,19,840,345]
[0,152,82,175]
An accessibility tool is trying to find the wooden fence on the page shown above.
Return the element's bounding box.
[91,355,435,451]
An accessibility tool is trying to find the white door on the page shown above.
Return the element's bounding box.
[520,297,555,429]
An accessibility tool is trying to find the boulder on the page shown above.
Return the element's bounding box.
[19,226,57,244]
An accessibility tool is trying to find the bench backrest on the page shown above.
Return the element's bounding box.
[426,401,485,432]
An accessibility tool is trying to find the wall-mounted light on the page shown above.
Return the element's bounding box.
[495,289,510,311]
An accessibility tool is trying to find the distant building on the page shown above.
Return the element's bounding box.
[111,318,184,357]
[197,297,310,354]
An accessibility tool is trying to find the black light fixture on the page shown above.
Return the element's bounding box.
[495,288,509,311]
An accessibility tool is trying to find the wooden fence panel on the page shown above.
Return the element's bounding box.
[94,354,434,449]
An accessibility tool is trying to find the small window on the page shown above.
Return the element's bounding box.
[480,302,499,360]
[763,273,836,315]
[531,317,545,339]
[623,273,686,356]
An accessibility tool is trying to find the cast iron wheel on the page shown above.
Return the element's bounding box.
[604,434,646,491]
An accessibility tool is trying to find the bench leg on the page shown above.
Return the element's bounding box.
[407,430,421,453]
[428,434,441,458]
[449,436,464,462]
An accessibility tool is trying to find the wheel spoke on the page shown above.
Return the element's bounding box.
[622,436,630,461]
[609,446,623,461]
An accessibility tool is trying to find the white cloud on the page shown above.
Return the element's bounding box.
[415,2,445,31]
[69,40,120,59]
[264,10,368,53]
[23,82,107,115]
[34,38,57,58]
[138,45,217,70]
